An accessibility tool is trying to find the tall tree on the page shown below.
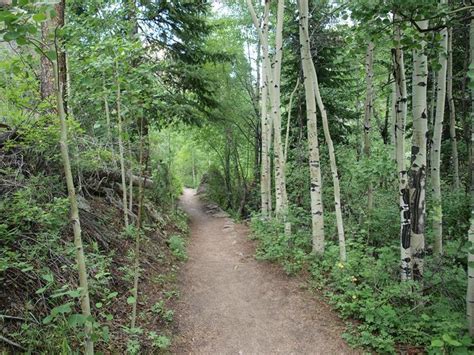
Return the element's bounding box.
[392,14,411,281]
[430,3,448,256]
[467,10,474,337]
[363,41,374,212]
[298,0,325,255]
[410,19,429,280]
[447,27,460,189]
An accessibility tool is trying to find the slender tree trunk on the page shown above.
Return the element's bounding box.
[298,0,324,255]
[131,115,148,329]
[364,41,375,212]
[447,27,460,189]
[115,61,129,228]
[271,0,288,220]
[431,12,448,256]
[247,0,288,220]
[53,62,94,355]
[300,0,346,260]
[128,142,134,217]
[466,11,474,337]
[392,16,411,281]
[410,19,429,280]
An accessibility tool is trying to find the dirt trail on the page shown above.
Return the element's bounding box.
[172,188,355,354]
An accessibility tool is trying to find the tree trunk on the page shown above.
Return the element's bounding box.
[364,41,375,212]
[271,0,288,220]
[467,11,474,337]
[115,61,129,228]
[298,0,325,255]
[431,11,448,256]
[300,0,346,260]
[392,15,411,281]
[246,0,288,220]
[54,58,94,355]
[410,19,429,280]
[447,27,460,189]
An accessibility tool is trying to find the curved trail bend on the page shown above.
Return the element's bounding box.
[173,188,355,354]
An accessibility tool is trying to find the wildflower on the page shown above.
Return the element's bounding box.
[337,262,344,269]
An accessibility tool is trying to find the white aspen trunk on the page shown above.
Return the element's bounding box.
[298,0,324,255]
[299,0,345,260]
[447,28,460,189]
[131,116,147,329]
[392,16,411,281]
[260,66,271,217]
[271,0,289,220]
[247,0,288,220]
[410,19,429,280]
[53,63,94,354]
[364,41,375,212]
[128,142,134,216]
[115,62,129,228]
[431,11,448,256]
[467,12,474,337]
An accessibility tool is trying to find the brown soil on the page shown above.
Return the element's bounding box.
[172,188,356,354]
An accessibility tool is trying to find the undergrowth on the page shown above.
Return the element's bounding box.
[250,216,472,354]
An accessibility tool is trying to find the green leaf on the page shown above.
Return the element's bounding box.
[67,314,86,327]
[127,296,136,304]
[431,339,444,347]
[95,302,103,309]
[32,13,47,22]
[41,273,54,282]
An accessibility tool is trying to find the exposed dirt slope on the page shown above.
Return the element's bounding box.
[172,188,356,354]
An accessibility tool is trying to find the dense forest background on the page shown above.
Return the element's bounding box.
[0,0,473,353]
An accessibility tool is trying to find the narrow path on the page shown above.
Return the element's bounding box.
[173,188,355,354]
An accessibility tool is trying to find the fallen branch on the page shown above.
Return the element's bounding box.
[0,335,26,351]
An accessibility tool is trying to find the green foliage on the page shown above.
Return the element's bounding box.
[169,234,187,261]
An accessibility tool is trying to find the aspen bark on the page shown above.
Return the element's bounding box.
[131,116,147,329]
[298,0,324,255]
[410,19,429,280]
[364,41,374,212]
[54,63,94,354]
[299,0,345,260]
[247,0,288,220]
[260,36,271,217]
[447,28,460,189]
[467,12,474,337]
[271,0,288,219]
[431,12,448,256]
[115,61,129,228]
[392,16,411,281]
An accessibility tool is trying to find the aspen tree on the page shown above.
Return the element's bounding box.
[260,14,271,217]
[410,19,429,279]
[299,0,346,260]
[363,41,374,212]
[431,6,448,255]
[115,60,129,228]
[392,15,411,281]
[52,38,95,355]
[271,0,288,219]
[447,27,460,189]
[467,11,474,337]
[131,114,147,329]
[298,0,324,254]
[246,0,288,220]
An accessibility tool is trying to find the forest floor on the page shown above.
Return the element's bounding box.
[172,188,356,354]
